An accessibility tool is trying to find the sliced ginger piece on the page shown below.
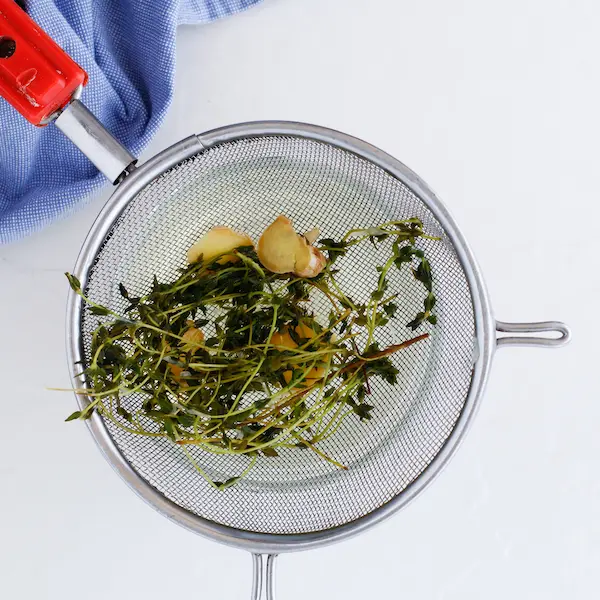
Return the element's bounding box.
[167,324,205,383]
[271,323,326,387]
[180,326,205,352]
[187,227,253,264]
[169,363,185,382]
[257,216,326,278]
[257,216,302,274]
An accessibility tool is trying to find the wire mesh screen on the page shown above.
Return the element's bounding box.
[81,135,476,535]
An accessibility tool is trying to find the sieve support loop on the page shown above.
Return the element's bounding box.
[251,554,277,600]
[496,320,571,348]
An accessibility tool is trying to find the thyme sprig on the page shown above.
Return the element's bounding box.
[64,219,438,488]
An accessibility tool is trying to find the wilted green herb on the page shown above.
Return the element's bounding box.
[64,218,438,488]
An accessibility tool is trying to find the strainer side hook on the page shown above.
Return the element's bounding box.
[496,321,571,348]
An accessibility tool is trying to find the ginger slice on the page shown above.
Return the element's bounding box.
[187,227,253,264]
[257,216,326,278]
[271,324,326,387]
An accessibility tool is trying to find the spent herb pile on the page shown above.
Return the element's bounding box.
[65,216,438,488]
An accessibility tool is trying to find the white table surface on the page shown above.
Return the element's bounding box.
[1,1,598,598]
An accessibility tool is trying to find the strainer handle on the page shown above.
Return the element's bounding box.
[496,320,571,348]
[251,554,277,600]
[0,0,136,183]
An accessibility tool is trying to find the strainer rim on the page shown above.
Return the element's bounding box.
[66,121,496,553]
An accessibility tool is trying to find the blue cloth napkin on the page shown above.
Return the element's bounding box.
[0,0,260,244]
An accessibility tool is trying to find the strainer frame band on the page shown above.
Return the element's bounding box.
[66,121,496,554]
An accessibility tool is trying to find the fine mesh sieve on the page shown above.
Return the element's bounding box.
[0,5,570,597]
[81,132,475,535]
[66,123,569,598]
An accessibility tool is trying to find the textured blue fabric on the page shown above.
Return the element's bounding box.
[0,0,260,244]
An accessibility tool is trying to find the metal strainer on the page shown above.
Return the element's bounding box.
[1,4,570,598]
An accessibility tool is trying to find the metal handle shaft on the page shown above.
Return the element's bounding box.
[496,320,571,348]
[55,99,137,184]
[251,554,277,600]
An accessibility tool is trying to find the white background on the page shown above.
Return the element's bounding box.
[1,0,599,598]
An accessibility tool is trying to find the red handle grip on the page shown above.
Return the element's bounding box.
[0,0,88,125]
